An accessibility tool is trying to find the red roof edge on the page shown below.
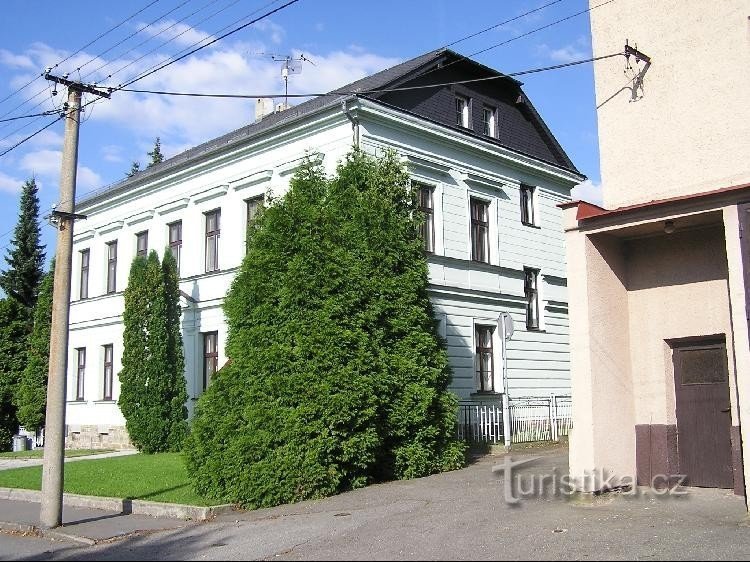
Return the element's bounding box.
[558,181,750,224]
[557,200,608,220]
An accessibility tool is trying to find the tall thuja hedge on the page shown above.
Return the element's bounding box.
[119,251,187,453]
[184,150,464,508]
[15,262,54,431]
[0,298,29,450]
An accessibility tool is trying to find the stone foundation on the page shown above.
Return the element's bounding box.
[65,425,135,450]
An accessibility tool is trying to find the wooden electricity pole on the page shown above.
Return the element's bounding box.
[39,74,109,529]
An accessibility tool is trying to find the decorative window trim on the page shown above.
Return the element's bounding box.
[155,198,189,216]
[230,169,273,192]
[98,221,124,236]
[124,210,154,227]
[193,184,229,205]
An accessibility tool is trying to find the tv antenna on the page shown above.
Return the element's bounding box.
[271,53,315,109]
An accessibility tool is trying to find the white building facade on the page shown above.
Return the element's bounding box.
[64,50,584,448]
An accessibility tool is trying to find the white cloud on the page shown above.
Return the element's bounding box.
[0,49,34,69]
[18,149,101,191]
[572,179,603,206]
[253,20,285,45]
[101,144,124,163]
[0,171,25,194]
[536,40,590,64]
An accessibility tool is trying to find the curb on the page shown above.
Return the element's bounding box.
[0,487,234,522]
[0,520,96,546]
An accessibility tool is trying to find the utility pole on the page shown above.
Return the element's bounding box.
[39,73,109,529]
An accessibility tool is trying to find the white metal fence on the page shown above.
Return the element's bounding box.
[457,395,572,446]
[457,402,504,444]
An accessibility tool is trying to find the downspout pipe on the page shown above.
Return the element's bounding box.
[342,98,360,149]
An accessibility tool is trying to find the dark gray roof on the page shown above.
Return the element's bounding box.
[79,49,581,207]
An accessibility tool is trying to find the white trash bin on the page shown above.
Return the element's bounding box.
[12,434,29,452]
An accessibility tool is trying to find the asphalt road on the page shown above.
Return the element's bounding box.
[3,448,750,561]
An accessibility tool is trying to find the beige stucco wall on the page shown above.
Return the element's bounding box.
[723,205,750,494]
[625,226,735,426]
[566,209,636,487]
[590,0,750,208]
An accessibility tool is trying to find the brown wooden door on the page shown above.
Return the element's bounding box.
[673,339,733,488]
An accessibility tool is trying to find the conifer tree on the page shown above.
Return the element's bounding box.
[0,298,29,450]
[119,251,187,453]
[126,161,141,178]
[15,263,54,432]
[147,137,164,168]
[162,250,188,450]
[185,150,464,508]
[0,178,45,310]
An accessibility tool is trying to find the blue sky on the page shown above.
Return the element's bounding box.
[0,0,606,264]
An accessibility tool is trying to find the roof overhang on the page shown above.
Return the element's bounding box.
[561,181,750,233]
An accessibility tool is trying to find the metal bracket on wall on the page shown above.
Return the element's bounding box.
[625,40,652,102]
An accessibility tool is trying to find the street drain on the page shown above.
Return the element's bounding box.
[333,512,351,517]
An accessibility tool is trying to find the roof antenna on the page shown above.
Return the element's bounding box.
[272,53,315,110]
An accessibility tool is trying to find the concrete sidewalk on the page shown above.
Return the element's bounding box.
[0,450,137,471]
[0,498,194,545]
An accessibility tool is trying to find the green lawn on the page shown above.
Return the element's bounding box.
[0,449,114,460]
[0,452,211,506]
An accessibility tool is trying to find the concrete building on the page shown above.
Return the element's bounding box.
[564,0,750,498]
[64,50,584,449]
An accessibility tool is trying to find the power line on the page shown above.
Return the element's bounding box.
[468,0,617,59]
[444,0,567,48]
[0,0,161,119]
[114,0,289,89]
[0,117,63,159]
[0,110,62,124]
[414,0,617,84]
[0,0,302,161]
[112,51,624,99]
[95,0,242,84]
[71,0,194,77]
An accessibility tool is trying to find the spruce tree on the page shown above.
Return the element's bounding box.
[0,178,45,310]
[126,161,141,178]
[119,251,187,453]
[0,298,29,450]
[15,263,54,432]
[185,150,464,508]
[147,137,164,168]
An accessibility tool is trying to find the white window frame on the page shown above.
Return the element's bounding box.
[520,184,539,227]
[524,267,545,331]
[411,178,444,256]
[482,106,496,137]
[466,191,499,266]
[455,95,470,128]
[472,318,503,394]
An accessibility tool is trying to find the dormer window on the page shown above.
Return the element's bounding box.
[455,96,470,128]
[483,106,496,137]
